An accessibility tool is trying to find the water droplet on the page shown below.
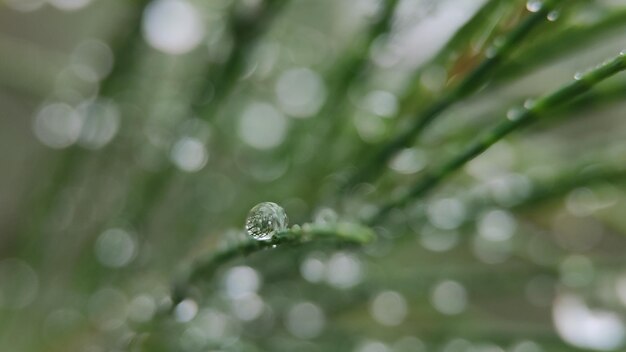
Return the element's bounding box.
[485,46,498,59]
[492,36,506,48]
[620,49,626,57]
[420,65,447,92]
[574,72,584,81]
[526,0,543,13]
[547,10,560,21]
[245,202,288,241]
[523,99,536,110]
[313,207,338,224]
[506,107,525,121]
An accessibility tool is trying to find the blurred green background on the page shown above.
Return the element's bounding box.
[1,0,626,351]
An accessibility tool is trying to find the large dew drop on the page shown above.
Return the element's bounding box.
[245,202,288,241]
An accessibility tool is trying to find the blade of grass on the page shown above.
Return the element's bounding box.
[493,8,626,85]
[345,0,562,189]
[369,52,626,224]
[170,222,375,304]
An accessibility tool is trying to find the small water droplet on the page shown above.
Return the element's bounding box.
[506,108,524,121]
[492,37,505,48]
[523,99,535,110]
[526,0,543,13]
[547,10,560,21]
[574,72,584,81]
[485,46,497,59]
[245,202,288,241]
[314,207,339,224]
[620,49,626,57]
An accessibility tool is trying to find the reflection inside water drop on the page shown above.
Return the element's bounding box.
[245,202,288,241]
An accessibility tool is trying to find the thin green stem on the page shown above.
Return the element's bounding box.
[369,52,626,224]
[346,0,561,189]
[494,8,626,84]
[396,0,507,116]
[171,222,375,304]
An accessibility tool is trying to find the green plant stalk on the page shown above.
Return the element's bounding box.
[493,8,626,84]
[346,0,560,189]
[370,52,626,223]
[170,222,375,304]
[324,0,510,181]
[373,77,626,197]
[396,0,507,116]
[243,163,626,343]
[426,77,626,151]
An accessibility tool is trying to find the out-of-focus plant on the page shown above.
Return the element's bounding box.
[2,0,626,351]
